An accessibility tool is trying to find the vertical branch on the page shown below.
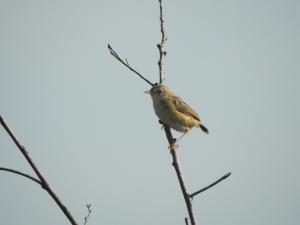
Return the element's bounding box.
[157,0,167,84]
[162,125,197,225]
[158,1,197,224]
[0,115,78,225]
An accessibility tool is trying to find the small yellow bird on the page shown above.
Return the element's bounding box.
[145,84,208,142]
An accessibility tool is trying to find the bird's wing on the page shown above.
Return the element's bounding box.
[172,96,200,121]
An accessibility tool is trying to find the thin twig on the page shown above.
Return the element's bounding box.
[162,124,197,225]
[0,115,78,225]
[190,172,231,199]
[0,167,41,185]
[84,204,92,225]
[107,44,156,87]
[157,0,167,84]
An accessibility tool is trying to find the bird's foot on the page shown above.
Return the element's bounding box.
[168,139,178,151]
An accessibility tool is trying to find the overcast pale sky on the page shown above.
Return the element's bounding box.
[1,1,299,225]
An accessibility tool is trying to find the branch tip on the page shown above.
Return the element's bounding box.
[224,172,231,178]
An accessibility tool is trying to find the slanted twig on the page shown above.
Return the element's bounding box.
[0,167,41,185]
[190,172,231,199]
[0,115,78,225]
[108,44,156,87]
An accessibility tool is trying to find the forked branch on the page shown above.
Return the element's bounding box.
[0,115,78,225]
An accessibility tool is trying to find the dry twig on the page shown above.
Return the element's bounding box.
[108,44,156,87]
[157,0,167,84]
[190,172,231,199]
[84,204,92,225]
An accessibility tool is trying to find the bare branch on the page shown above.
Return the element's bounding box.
[162,124,197,225]
[157,3,196,224]
[189,172,231,199]
[0,114,78,225]
[0,167,41,185]
[107,44,156,86]
[83,204,92,225]
[157,0,167,84]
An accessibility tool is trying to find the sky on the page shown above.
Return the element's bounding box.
[0,1,299,225]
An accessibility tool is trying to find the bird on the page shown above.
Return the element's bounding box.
[145,84,208,145]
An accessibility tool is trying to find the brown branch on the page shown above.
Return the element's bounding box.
[107,44,156,87]
[162,124,197,225]
[190,172,231,199]
[157,0,167,84]
[0,114,78,225]
[0,167,41,185]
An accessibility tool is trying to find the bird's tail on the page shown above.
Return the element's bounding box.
[200,124,209,134]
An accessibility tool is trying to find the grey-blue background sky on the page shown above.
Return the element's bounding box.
[1,1,299,225]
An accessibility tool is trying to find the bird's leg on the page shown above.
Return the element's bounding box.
[168,130,189,150]
[176,130,189,143]
[176,129,189,143]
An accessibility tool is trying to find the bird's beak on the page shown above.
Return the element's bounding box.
[144,90,150,94]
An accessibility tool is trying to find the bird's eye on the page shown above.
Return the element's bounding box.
[157,90,162,94]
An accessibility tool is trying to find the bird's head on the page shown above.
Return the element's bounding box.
[144,84,172,100]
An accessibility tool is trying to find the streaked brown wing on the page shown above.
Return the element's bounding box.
[172,96,200,121]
